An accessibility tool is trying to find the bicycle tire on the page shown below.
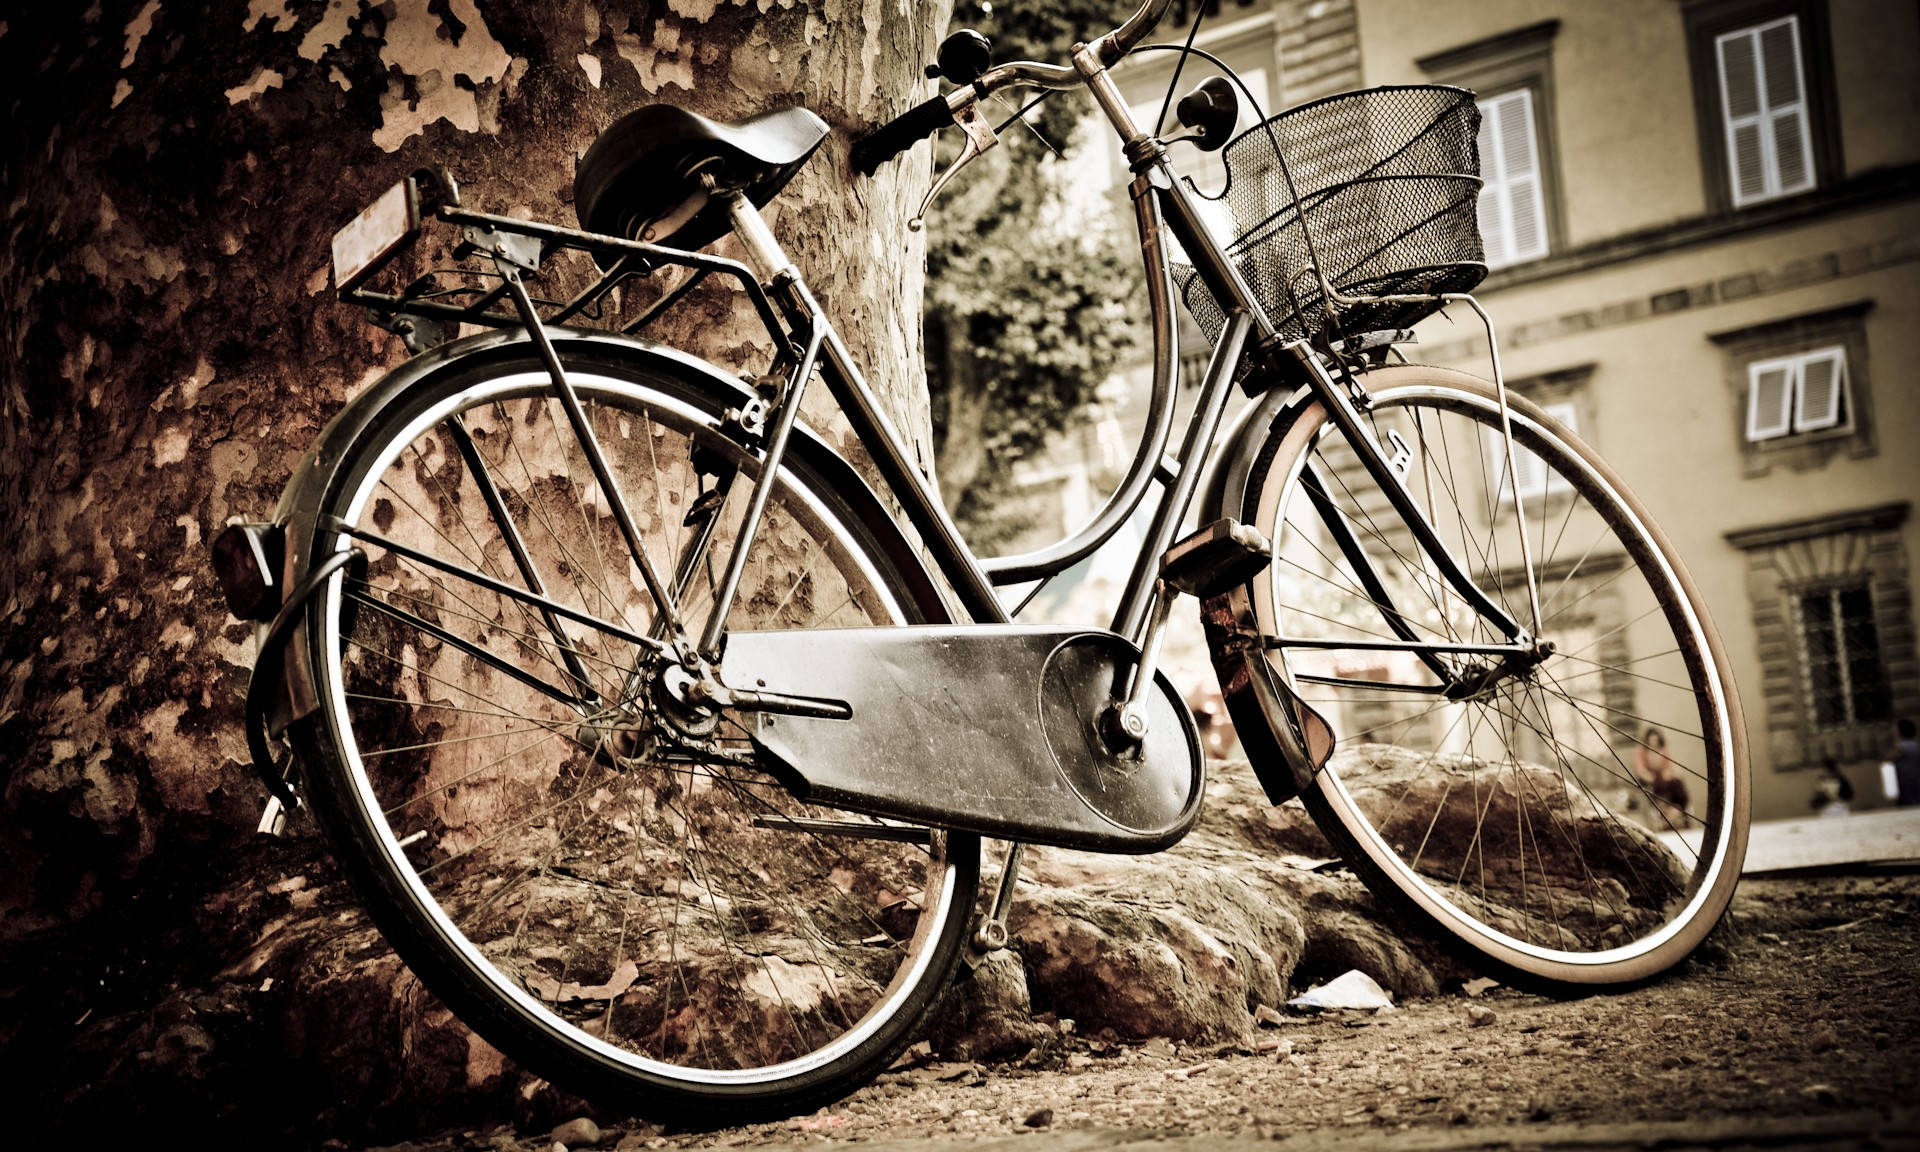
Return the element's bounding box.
[288,340,980,1119]
[1231,364,1747,989]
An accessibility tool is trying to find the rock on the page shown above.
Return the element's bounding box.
[551,1118,602,1147]
[1254,1003,1287,1027]
[1287,969,1395,1012]
[1806,1026,1839,1053]
[1466,1004,1497,1027]
[924,950,1055,1061]
[1023,1107,1054,1128]
[1327,745,1690,951]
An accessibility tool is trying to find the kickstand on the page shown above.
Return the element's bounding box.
[967,840,1024,964]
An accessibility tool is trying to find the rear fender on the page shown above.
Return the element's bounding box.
[262,327,947,737]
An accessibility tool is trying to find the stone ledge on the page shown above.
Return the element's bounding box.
[1724,501,1911,551]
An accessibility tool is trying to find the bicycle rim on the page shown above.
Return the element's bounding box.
[294,352,978,1111]
[1244,365,1747,987]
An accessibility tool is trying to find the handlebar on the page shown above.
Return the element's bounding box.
[849,0,1174,173]
[849,94,955,175]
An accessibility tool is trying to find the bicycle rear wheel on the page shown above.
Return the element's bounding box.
[289,344,979,1118]
[1235,364,1747,988]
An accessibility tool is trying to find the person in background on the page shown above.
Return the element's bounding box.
[1633,726,1688,827]
[1893,719,1920,806]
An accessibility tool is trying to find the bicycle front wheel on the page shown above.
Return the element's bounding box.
[289,343,979,1118]
[1238,364,1747,988]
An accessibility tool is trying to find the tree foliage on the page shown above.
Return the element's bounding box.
[925,1,1144,548]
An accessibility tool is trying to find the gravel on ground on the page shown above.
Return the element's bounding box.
[332,871,1920,1152]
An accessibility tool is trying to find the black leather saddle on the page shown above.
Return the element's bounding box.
[574,104,830,253]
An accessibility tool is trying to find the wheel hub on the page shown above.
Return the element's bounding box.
[653,663,723,739]
[1444,639,1556,701]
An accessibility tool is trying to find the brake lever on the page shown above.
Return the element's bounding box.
[908,99,999,232]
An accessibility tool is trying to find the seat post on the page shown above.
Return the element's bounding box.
[722,190,796,287]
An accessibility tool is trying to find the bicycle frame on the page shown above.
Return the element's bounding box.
[625,50,1540,701]
[271,0,1544,786]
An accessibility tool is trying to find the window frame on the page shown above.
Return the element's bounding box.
[1683,0,1843,216]
[1416,20,1565,270]
[1726,501,1916,772]
[1709,300,1875,476]
[1476,87,1553,269]
[1491,398,1579,502]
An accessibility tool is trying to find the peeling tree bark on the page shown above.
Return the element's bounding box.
[0,0,950,1136]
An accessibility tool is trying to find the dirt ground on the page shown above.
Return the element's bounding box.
[341,870,1920,1152]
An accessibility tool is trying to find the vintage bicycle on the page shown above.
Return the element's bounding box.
[209,0,1748,1122]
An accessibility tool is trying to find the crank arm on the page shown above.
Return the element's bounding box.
[677,670,852,721]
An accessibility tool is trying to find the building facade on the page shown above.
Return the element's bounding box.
[1009,0,1918,819]
[1359,0,1920,819]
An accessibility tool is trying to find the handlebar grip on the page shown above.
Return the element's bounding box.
[850,95,955,176]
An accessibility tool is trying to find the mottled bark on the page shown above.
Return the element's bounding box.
[0,0,948,1136]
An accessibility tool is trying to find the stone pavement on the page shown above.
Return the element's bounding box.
[684,1111,1919,1151]
[1661,805,1920,874]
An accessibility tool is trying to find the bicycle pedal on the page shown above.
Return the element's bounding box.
[1160,518,1272,599]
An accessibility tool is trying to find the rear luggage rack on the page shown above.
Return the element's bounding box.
[332,167,787,350]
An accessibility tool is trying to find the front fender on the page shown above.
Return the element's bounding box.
[1195,380,1332,805]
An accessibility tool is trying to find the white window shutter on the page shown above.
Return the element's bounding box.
[1760,19,1815,195]
[1718,30,1770,204]
[1746,361,1794,440]
[1499,92,1548,263]
[1475,105,1509,266]
[1476,90,1548,268]
[1794,347,1846,431]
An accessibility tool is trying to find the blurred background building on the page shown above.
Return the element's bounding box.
[991,0,1919,820]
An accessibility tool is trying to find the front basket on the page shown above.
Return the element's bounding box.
[1177,84,1489,350]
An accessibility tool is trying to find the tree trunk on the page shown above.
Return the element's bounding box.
[0,0,948,1137]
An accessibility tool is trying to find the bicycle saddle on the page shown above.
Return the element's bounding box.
[574,104,830,254]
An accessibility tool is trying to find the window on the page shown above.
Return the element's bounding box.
[1727,501,1916,770]
[1417,20,1562,270]
[1745,345,1848,441]
[1798,582,1893,730]
[1477,89,1550,268]
[1714,16,1815,206]
[1684,0,1840,214]
[1709,301,1875,475]
[1492,399,1577,501]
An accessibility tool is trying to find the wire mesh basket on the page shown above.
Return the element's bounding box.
[1175,84,1488,350]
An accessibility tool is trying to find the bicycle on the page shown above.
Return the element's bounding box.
[209,0,1748,1123]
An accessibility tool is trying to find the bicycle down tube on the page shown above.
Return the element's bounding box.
[1081,56,1532,659]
